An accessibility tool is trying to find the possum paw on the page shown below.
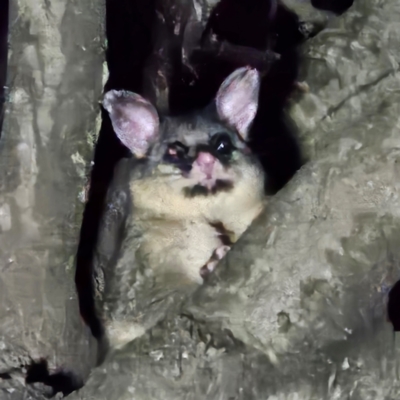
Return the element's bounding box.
[200,245,231,279]
[294,81,310,93]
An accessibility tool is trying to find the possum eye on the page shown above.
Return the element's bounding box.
[164,141,192,172]
[210,133,235,156]
[167,141,189,158]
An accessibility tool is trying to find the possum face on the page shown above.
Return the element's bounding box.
[103,67,264,219]
[148,116,257,198]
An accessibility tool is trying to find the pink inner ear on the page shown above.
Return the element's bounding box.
[216,67,260,141]
[103,90,159,157]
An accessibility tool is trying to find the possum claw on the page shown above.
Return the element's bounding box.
[200,245,231,279]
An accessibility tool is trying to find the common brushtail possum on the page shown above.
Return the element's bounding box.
[95,67,266,351]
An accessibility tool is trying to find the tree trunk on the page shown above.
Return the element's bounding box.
[0,0,104,397]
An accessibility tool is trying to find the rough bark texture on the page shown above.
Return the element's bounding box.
[70,0,400,399]
[0,0,104,398]
[0,0,8,132]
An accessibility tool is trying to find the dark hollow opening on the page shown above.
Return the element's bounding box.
[388,279,400,331]
[75,0,157,340]
[25,359,83,398]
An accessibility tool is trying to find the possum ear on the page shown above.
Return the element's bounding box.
[103,90,159,157]
[216,67,260,142]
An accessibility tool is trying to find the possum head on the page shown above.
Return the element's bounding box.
[103,67,264,223]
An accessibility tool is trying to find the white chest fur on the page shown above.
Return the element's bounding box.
[129,162,265,284]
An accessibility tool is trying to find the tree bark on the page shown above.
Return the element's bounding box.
[0,0,104,397]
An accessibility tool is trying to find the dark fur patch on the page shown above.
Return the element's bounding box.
[183,179,234,198]
[164,157,193,173]
[212,179,234,193]
[209,221,235,245]
[183,184,209,197]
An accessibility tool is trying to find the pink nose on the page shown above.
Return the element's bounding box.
[195,152,215,179]
[196,152,215,165]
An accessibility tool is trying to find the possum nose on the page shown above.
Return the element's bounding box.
[196,152,216,165]
[195,152,216,178]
